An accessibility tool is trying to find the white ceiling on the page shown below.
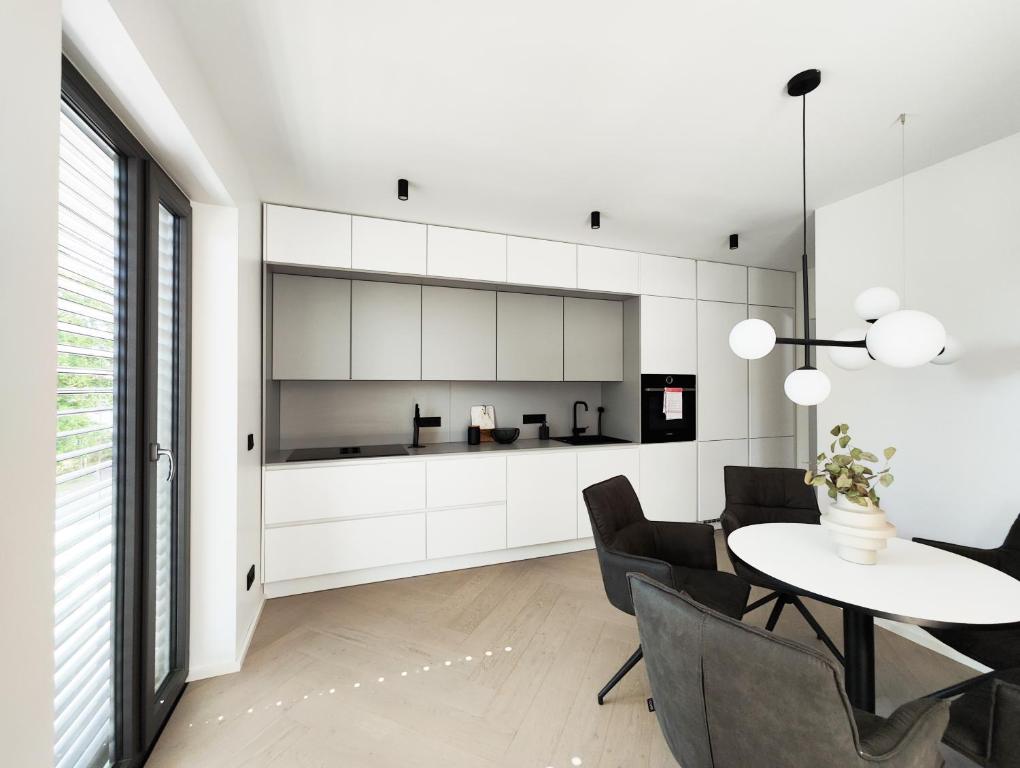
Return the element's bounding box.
[168,0,1020,268]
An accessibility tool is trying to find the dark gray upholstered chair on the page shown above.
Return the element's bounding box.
[914,515,1020,670]
[628,572,950,768]
[582,475,749,705]
[932,668,1020,767]
[720,465,844,664]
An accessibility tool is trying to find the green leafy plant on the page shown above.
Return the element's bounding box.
[804,424,896,507]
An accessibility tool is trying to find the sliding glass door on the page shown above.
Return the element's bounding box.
[58,59,190,768]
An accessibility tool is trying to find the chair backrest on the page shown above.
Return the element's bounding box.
[1003,514,1020,551]
[720,466,820,538]
[629,573,866,768]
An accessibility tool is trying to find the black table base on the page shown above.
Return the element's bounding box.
[842,608,875,712]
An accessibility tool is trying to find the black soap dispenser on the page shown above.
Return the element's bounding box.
[524,413,550,440]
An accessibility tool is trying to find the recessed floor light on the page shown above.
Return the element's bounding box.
[247,708,254,714]
[571,757,583,766]
[485,651,493,656]
[504,646,512,652]
[377,677,385,683]
[465,656,473,662]
[401,671,408,676]
[275,701,282,707]
[217,715,224,722]
[444,660,452,666]
[422,666,430,672]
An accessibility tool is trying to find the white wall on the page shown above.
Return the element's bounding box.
[816,132,1020,546]
[0,1,60,762]
[63,0,265,677]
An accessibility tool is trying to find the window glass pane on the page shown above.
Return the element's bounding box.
[55,105,117,768]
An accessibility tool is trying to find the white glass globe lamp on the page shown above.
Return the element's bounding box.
[853,286,901,322]
[827,328,872,371]
[728,319,777,360]
[930,334,963,366]
[784,366,831,406]
[866,310,946,368]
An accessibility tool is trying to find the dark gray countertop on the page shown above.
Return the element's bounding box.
[265,437,635,466]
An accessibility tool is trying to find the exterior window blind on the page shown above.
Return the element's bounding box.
[55,106,118,768]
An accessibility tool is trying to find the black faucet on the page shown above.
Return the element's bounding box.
[412,403,441,448]
[572,401,589,437]
[597,406,605,437]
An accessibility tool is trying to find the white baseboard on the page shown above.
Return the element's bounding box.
[187,597,265,682]
[875,618,991,673]
[264,538,596,598]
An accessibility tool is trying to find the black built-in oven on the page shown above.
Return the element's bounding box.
[640,374,696,443]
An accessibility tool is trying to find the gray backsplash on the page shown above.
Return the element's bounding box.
[278,380,605,448]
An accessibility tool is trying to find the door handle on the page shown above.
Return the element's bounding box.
[149,442,175,482]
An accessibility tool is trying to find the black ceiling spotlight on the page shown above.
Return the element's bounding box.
[590,210,601,230]
[729,233,739,250]
[397,178,409,201]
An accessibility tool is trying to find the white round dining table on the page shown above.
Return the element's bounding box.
[727,523,1020,712]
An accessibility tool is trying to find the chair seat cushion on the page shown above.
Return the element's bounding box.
[944,668,1020,762]
[671,566,750,619]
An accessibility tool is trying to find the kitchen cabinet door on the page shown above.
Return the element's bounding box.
[264,204,351,269]
[639,253,696,298]
[640,296,696,374]
[748,268,796,308]
[351,215,426,275]
[427,504,506,560]
[697,301,748,440]
[563,297,623,381]
[351,280,421,379]
[507,452,577,547]
[697,261,747,303]
[506,236,576,289]
[577,447,640,537]
[272,274,351,380]
[698,439,748,521]
[749,437,796,469]
[577,245,640,294]
[427,225,507,282]
[749,305,795,439]
[639,442,697,522]
[421,286,496,380]
[496,292,564,381]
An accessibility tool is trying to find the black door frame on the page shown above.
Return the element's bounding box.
[61,57,192,768]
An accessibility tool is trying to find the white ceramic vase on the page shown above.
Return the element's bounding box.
[820,496,897,565]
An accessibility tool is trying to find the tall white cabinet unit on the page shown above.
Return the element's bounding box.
[698,438,748,521]
[696,299,748,441]
[576,446,640,537]
[421,286,496,380]
[351,281,422,379]
[641,296,697,374]
[496,292,564,381]
[639,442,698,522]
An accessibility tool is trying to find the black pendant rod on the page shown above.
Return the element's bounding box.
[800,93,812,367]
[776,337,867,348]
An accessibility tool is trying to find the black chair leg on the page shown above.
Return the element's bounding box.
[790,595,845,667]
[597,645,643,705]
[764,595,787,631]
[743,591,780,616]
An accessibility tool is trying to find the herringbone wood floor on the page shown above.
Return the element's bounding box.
[148,533,974,767]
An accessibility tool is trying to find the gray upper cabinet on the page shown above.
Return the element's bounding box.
[496,292,564,381]
[351,281,422,380]
[563,298,623,381]
[272,274,351,380]
[421,286,496,380]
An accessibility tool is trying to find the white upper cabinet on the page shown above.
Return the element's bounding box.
[577,447,640,537]
[427,226,507,282]
[639,442,698,523]
[640,253,696,298]
[697,261,747,303]
[496,292,564,381]
[697,300,748,440]
[748,305,795,438]
[506,236,577,289]
[748,268,796,307]
[698,438,748,521]
[272,274,351,380]
[351,216,426,275]
[640,296,696,374]
[421,286,496,380]
[577,245,640,294]
[264,204,351,269]
[351,280,421,379]
[563,298,623,381]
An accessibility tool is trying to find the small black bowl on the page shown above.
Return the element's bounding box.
[491,427,520,444]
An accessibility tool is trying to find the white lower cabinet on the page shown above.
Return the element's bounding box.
[427,504,506,560]
[698,439,748,521]
[639,442,698,522]
[507,452,577,547]
[264,461,426,526]
[577,447,640,537]
[265,513,426,582]
[426,456,506,508]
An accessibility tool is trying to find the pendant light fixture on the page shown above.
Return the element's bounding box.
[727,72,957,408]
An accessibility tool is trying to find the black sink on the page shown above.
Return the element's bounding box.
[552,435,631,446]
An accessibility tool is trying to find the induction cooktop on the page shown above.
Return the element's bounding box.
[285,444,408,462]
